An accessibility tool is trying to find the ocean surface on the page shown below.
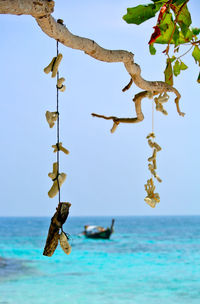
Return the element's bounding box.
[0,216,200,304]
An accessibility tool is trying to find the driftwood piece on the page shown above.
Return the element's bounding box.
[43,202,71,257]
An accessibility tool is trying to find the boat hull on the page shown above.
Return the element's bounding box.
[84,228,112,239]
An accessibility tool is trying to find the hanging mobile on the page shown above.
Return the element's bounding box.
[144,94,166,208]
[43,19,72,257]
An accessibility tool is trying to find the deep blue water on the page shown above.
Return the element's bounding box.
[0,216,200,304]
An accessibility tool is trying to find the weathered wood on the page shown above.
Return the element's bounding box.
[0,0,54,18]
[43,202,71,257]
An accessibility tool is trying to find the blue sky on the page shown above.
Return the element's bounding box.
[0,0,200,216]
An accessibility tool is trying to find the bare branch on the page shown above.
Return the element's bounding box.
[91,91,160,133]
[122,78,133,92]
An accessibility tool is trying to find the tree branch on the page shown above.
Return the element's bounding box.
[92,91,159,133]
[0,0,184,117]
[0,0,54,18]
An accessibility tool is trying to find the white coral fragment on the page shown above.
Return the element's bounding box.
[57,77,66,92]
[148,139,162,151]
[155,92,169,104]
[52,142,70,155]
[51,53,63,78]
[148,148,157,162]
[44,57,56,74]
[144,178,160,208]
[154,93,169,116]
[46,111,58,128]
[48,162,66,198]
[146,132,155,139]
[59,231,71,255]
[43,54,63,78]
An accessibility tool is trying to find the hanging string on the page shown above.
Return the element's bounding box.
[151,98,154,180]
[152,98,154,135]
[56,40,61,203]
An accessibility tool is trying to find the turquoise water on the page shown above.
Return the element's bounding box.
[0,216,200,304]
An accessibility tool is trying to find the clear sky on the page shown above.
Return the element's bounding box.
[0,0,200,216]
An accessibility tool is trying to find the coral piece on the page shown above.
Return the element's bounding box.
[144,196,159,208]
[148,148,157,162]
[48,162,66,198]
[51,53,63,78]
[155,174,162,183]
[59,231,71,255]
[153,159,157,170]
[155,92,169,104]
[148,164,162,183]
[144,178,160,208]
[153,142,162,152]
[44,57,56,74]
[148,163,156,177]
[48,173,66,198]
[155,99,168,115]
[43,54,63,78]
[148,139,161,151]
[57,77,66,92]
[154,93,169,115]
[52,142,70,155]
[46,111,58,128]
[146,132,155,139]
[48,162,58,180]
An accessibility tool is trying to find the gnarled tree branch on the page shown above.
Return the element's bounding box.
[92,91,158,133]
[0,0,185,118]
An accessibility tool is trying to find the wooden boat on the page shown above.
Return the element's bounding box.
[83,219,115,239]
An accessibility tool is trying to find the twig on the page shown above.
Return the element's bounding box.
[91,91,159,133]
[122,78,133,92]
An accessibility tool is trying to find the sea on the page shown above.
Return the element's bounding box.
[0,216,200,304]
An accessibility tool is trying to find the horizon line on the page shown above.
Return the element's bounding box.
[0,214,200,218]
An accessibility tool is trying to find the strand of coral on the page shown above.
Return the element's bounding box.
[43,37,71,257]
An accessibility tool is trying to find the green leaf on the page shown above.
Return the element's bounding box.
[151,0,165,2]
[164,58,173,86]
[180,61,188,70]
[170,56,176,63]
[155,13,174,44]
[173,60,188,77]
[123,4,161,25]
[178,29,193,44]
[173,26,180,47]
[172,0,187,5]
[149,44,156,55]
[192,27,200,36]
[173,60,181,76]
[192,46,200,65]
[197,72,200,83]
[171,4,192,37]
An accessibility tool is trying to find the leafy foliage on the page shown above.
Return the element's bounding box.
[149,44,157,55]
[123,4,162,25]
[192,46,200,65]
[123,0,200,84]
